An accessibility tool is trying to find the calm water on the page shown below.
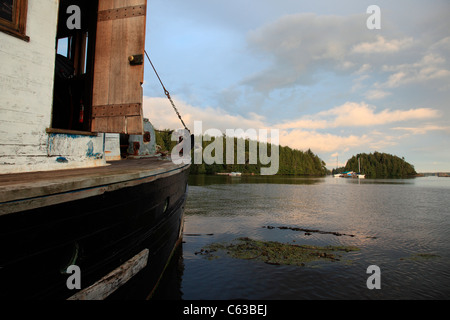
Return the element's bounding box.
[156,175,450,300]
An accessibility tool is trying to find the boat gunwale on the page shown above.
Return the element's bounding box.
[0,158,190,215]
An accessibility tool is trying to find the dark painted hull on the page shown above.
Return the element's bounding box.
[0,164,190,300]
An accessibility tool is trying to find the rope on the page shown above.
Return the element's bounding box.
[144,50,190,133]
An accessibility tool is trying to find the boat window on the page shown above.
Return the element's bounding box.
[0,0,29,41]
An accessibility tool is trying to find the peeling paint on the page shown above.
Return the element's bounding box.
[127,118,156,157]
[0,1,110,175]
[56,157,68,163]
[86,141,103,159]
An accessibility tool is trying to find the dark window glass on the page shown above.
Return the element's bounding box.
[0,0,14,22]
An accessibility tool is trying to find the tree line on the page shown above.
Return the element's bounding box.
[154,130,327,176]
[155,131,416,178]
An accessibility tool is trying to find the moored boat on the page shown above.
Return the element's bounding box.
[334,157,365,179]
[0,0,189,299]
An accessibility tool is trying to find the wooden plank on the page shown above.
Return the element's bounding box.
[109,10,126,105]
[91,9,112,107]
[91,117,107,133]
[100,0,116,11]
[126,116,144,134]
[124,0,146,134]
[107,116,126,133]
[67,249,149,300]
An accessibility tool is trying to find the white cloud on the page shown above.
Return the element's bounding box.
[365,89,392,100]
[379,52,450,88]
[143,96,268,133]
[279,129,369,153]
[392,125,450,135]
[277,102,440,129]
[351,35,413,54]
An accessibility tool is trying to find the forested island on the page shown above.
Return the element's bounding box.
[155,131,328,176]
[333,152,417,178]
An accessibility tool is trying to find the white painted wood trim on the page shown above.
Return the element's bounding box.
[67,249,149,300]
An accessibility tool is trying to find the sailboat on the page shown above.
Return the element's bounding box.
[357,157,366,179]
[333,155,342,177]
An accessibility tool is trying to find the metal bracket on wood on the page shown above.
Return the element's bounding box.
[128,54,144,66]
[98,5,146,22]
[92,103,142,117]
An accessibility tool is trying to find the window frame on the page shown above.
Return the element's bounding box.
[0,0,29,42]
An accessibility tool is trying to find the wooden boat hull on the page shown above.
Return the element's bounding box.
[0,161,190,300]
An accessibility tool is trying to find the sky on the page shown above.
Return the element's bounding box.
[141,0,450,172]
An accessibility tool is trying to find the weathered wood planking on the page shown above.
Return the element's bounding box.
[92,0,147,135]
[0,1,58,170]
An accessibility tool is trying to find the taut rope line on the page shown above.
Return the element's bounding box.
[144,50,190,133]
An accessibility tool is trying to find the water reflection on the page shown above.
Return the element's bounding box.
[188,174,428,187]
[189,174,326,186]
[151,245,184,300]
[155,175,450,299]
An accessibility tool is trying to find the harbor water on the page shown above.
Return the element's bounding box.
[154,175,450,300]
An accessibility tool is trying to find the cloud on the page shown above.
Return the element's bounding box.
[365,89,392,100]
[392,124,450,135]
[144,93,448,171]
[351,35,414,54]
[279,129,369,153]
[355,64,372,74]
[243,13,370,92]
[277,102,440,129]
[378,52,450,88]
[145,94,443,156]
[241,12,439,95]
[238,8,450,125]
[143,96,268,133]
